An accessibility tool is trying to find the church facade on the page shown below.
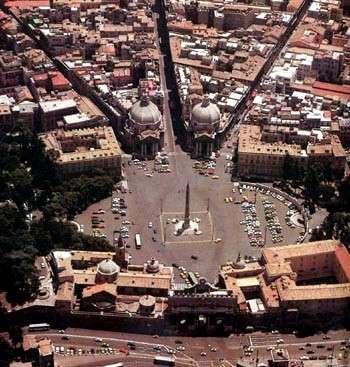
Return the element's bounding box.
[124,95,164,159]
[184,95,222,158]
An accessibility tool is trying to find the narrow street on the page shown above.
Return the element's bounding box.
[229,0,313,129]
[153,13,176,154]
[4,0,314,153]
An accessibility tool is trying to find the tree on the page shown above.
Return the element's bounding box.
[80,234,113,252]
[0,336,13,366]
[29,224,53,255]
[337,176,350,210]
[318,184,335,203]
[312,211,350,250]
[304,162,324,202]
[5,168,34,211]
[8,325,23,348]
[0,125,117,305]
[282,152,296,181]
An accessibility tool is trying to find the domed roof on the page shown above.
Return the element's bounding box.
[139,294,156,307]
[231,260,245,270]
[97,259,120,275]
[146,258,160,273]
[191,96,220,126]
[129,96,161,125]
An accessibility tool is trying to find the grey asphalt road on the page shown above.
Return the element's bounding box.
[30,328,350,367]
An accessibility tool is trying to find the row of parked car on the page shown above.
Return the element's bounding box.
[240,201,264,247]
[111,196,127,216]
[54,345,123,357]
[262,200,283,244]
[91,210,105,230]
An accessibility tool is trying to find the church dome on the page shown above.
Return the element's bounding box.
[129,96,162,125]
[191,96,220,126]
[97,259,120,276]
[146,258,160,273]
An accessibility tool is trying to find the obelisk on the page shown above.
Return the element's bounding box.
[182,182,190,230]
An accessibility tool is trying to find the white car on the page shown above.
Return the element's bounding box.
[148,222,153,228]
[176,346,185,351]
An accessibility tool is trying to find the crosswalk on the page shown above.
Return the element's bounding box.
[197,361,234,367]
[249,334,282,347]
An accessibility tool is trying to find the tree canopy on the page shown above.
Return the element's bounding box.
[0,125,115,304]
[311,176,350,250]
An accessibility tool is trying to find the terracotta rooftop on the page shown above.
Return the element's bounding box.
[263,240,341,263]
[82,283,116,298]
[279,283,350,301]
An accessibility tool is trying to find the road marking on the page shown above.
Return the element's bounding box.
[250,338,347,349]
[162,211,210,215]
[250,335,281,346]
[47,333,197,365]
[165,239,213,245]
[47,332,167,349]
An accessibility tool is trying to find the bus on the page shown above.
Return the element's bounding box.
[135,233,142,249]
[28,323,50,332]
[154,355,175,366]
[103,363,123,367]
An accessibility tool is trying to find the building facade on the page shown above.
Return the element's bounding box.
[2,240,350,333]
[185,95,222,158]
[39,126,122,177]
[124,95,164,159]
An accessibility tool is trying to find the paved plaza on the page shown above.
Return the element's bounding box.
[76,145,303,282]
[160,210,214,245]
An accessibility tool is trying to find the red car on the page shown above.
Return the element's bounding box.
[119,348,129,355]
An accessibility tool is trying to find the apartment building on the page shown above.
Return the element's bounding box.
[312,51,343,82]
[0,51,22,88]
[237,125,307,179]
[262,241,350,316]
[39,126,122,177]
[220,240,350,319]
